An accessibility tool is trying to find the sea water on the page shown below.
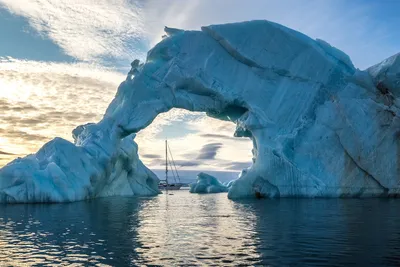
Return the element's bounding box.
[0,190,400,266]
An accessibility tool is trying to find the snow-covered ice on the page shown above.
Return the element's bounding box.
[1,20,400,202]
[189,172,229,194]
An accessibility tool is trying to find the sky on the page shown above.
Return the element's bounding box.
[0,0,399,171]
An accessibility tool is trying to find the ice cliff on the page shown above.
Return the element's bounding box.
[1,20,400,202]
[189,172,229,194]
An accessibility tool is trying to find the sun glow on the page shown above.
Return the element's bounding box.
[0,58,124,167]
[0,79,20,100]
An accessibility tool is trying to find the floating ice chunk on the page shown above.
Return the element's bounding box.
[190,172,229,194]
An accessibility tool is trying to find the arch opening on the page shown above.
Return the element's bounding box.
[135,108,253,187]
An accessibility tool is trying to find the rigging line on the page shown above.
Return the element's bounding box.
[167,143,180,182]
[166,151,177,182]
[167,154,178,183]
[168,145,179,181]
[168,157,178,183]
[166,142,178,183]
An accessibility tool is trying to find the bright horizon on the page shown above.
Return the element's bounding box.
[1,0,399,171]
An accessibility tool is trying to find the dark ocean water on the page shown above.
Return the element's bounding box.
[1,191,400,266]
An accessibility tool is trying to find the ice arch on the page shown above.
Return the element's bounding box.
[1,20,400,203]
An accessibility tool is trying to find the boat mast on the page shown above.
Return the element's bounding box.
[165,140,169,189]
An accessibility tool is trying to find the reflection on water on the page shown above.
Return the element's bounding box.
[134,192,260,266]
[1,191,400,266]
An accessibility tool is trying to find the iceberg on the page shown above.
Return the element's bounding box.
[1,20,400,202]
[0,123,159,203]
[189,172,229,194]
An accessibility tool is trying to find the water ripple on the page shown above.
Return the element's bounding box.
[1,193,400,266]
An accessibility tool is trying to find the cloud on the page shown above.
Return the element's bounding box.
[0,0,147,64]
[196,142,223,160]
[174,160,202,167]
[137,109,205,141]
[136,108,253,171]
[200,133,249,142]
[0,128,49,142]
[150,157,251,171]
[149,158,201,168]
[0,99,38,112]
[0,57,125,166]
[222,161,252,171]
[2,0,399,68]
[0,150,14,155]
[140,153,162,159]
[143,134,251,171]
[200,133,232,139]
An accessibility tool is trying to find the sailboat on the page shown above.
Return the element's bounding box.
[158,140,183,190]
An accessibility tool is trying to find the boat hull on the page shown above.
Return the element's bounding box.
[158,183,183,190]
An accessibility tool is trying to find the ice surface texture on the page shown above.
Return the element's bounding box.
[189,172,229,194]
[1,20,400,202]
